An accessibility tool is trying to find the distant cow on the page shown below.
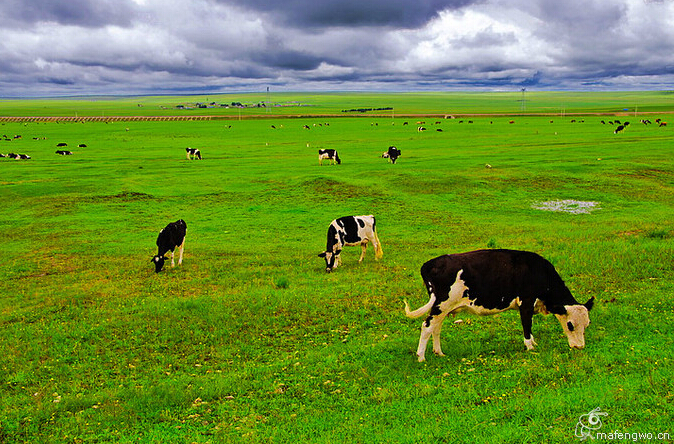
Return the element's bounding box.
[382,146,401,164]
[186,147,202,160]
[417,126,426,132]
[151,219,187,273]
[56,150,73,155]
[318,215,383,272]
[404,249,594,362]
[318,149,341,165]
[614,125,625,134]
[56,142,68,147]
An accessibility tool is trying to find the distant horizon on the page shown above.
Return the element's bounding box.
[3,88,674,101]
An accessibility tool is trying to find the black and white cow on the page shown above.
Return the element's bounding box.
[404,249,594,362]
[56,150,73,155]
[318,215,383,272]
[151,219,187,273]
[382,146,401,164]
[186,147,202,160]
[318,149,341,165]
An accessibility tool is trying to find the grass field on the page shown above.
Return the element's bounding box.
[1,93,673,443]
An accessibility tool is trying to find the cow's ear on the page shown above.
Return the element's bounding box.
[547,304,567,315]
[584,296,595,311]
[318,252,327,258]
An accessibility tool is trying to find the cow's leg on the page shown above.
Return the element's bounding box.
[416,319,434,362]
[177,240,185,265]
[358,242,367,262]
[170,250,176,267]
[416,315,446,362]
[431,316,446,357]
[519,304,537,350]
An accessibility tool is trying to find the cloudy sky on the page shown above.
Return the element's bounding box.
[1,0,673,96]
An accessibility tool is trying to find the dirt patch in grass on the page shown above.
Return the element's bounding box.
[531,199,601,214]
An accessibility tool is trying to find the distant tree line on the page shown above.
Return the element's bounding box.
[341,107,393,113]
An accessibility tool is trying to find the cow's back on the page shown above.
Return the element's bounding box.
[421,249,575,309]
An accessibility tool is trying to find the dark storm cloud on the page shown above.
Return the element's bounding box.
[1,0,673,96]
[221,0,479,28]
[2,0,137,28]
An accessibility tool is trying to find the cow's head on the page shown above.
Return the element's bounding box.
[318,249,340,272]
[550,297,594,349]
[151,255,165,273]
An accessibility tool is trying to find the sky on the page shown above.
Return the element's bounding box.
[1,0,673,97]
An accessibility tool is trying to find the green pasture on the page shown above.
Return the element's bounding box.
[1,100,673,443]
[1,90,674,117]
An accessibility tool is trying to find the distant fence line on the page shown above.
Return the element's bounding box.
[1,111,671,123]
[0,116,218,123]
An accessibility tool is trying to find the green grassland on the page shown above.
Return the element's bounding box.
[1,93,673,443]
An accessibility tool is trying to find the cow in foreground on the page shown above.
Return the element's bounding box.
[404,249,594,362]
[318,149,341,165]
[151,219,187,273]
[318,215,383,272]
[382,146,401,164]
[186,147,202,160]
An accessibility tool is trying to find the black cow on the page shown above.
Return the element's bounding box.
[56,150,73,155]
[382,146,401,164]
[186,147,202,160]
[56,142,68,147]
[151,219,187,273]
[404,249,594,362]
[318,215,383,272]
[614,125,625,134]
[318,149,341,166]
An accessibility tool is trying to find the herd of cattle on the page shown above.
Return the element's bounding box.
[11,115,671,360]
[152,210,595,361]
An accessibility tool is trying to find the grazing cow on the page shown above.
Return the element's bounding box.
[614,125,625,134]
[382,146,401,164]
[56,142,68,147]
[318,215,383,272]
[417,126,426,132]
[404,249,594,362]
[186,147,202,160]
[659,122,667,127]
[318,149,341,165]
[151,219,187,273]
[55,150,73,155]
[78,143,87,148]
[19,154,30,160]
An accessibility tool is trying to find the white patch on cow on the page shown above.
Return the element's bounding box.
[555,305,591,349]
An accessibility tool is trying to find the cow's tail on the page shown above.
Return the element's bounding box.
[404,294,435,318]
